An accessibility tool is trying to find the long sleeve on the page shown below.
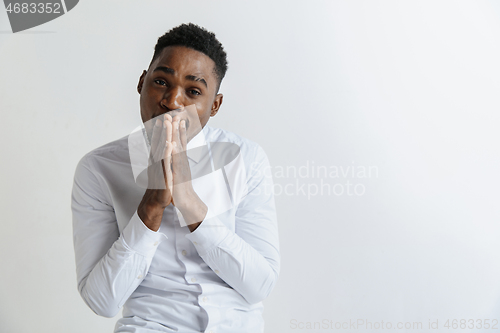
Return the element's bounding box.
[71,155,166,318]
[185,144,280,304]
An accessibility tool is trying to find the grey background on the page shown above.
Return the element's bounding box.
[1,1,500,332]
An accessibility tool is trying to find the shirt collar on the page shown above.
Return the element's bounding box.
[186,127,208,164]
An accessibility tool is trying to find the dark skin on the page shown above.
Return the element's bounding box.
[136,46,224,232]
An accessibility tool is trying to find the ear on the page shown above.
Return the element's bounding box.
[137,70,147,94]
[210,94,223,117]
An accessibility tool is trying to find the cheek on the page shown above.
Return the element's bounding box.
[140,91,149,107]
[196,107,212,125]
[140,90,156,110]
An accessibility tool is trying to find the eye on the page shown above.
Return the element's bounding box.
[154,79,167,86]
[189,89,201,96]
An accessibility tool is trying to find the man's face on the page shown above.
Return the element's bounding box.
[137,46,223,141]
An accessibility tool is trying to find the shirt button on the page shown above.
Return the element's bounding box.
[193,241,198,245]
[153,241,159,246]
[203,296,208,303]
[214,270,220,274]
[182,250,187,256]
[137,274,143,279]
[191,277,197,283]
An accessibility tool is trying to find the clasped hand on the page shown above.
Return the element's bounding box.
[138,113,207,231]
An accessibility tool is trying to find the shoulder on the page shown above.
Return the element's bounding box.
[75,134,130,174]
[203,126,270,176]
[204,126,264,156]
[83,135,130,159]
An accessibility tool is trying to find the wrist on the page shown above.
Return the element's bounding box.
[177,196,208,229]
[137,200,165,232]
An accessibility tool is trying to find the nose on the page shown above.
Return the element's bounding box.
[160,87,184,111]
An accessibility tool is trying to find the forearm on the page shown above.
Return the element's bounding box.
[137,191,166,232]
[179,194,208,232]
[185,217,280,304]
[78,237,149,317]
[75,212,164,317]
[204,235,279,304]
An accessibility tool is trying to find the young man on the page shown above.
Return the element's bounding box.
[72,23,280,332]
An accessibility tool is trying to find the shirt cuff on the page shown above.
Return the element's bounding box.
[121,211,168,258]
[184,215,231,257]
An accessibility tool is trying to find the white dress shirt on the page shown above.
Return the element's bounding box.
[71,125,280,333]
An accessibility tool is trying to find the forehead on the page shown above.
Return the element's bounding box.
[150,46,216,79]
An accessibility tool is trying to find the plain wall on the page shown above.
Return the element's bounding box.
[1,1,500,332]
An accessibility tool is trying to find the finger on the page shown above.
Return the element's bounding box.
[153,129,167,162]
[150,117,161,149]
[163,141,174,192]
[163,140,174,166]
[159,117,166,148]
[180,119,188,149]
[156,129,167,163]
[165,117,173,145]
[172,116,181,154]
[164,113,172,124]
[150,118,163,162]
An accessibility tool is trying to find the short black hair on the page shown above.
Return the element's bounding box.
[151,23,228,90]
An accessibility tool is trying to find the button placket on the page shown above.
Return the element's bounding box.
[174,218,194,287]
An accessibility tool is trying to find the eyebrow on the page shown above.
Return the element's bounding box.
[186,75,207,88]
[153,66,175,75]
[153,66,208,88]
